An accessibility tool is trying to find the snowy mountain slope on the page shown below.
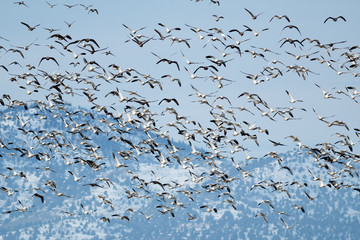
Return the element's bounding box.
[0,105,359,239]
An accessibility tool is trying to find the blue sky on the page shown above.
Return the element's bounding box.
[1,0,360,156]
[1,1,360,238]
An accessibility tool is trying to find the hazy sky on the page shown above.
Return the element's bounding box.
[1,0,360,156]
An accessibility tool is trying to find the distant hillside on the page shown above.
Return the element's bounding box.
[0,105,359,239]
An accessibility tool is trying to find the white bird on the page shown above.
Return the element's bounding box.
[122,24,146,34]
[139,211,152,220]
[280,218,292,229]
[113,153,128,168]
[16,116,31,129]
[293,204,305,213]
[180,50,203,65]
[68,170,85,182]
[285,90,303,103]
[187,212,197,220]
[312,108,334,123]
[81,203,95,215]
[158,22,181,33]
[308,169,321,181]
[151,170,161,181]
[17,200,32,212]
[189,141,201,156]
[0,187,18,196]
[200,205,217,212]
[67,49,86,59]
[285,135,302,149]
[315,83,339,99]
[105,87,128,102]
[62,155,73,165]
[184,67,205,79]
[212,14,224,22]
[19,86,39,95]
[243,149,258,160]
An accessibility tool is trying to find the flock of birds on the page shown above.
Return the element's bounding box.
[0,0,359,230]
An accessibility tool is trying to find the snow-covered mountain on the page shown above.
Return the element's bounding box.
[0,105,359,240]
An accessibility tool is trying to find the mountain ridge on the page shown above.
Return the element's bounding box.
[0,105,359,239]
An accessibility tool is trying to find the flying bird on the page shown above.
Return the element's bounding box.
[212,15,224,22]
[68,170,85,182]
[46,1,58,8]
[268,139,286,147]
[112,214,130,222]
[156,58,180,71]
[158,98,179,106]
[244,8,263,20]
[154,29,171,40]
[139,211,152,220]
[255,212,268,223]
[282,25,302,35]
[64,20,76,28]
[243,25,269,37]
[285,90,303,103]
[324,16,346,23]
[81,203,96,215]
[64,4,78,9]
[88,8,99,14]
[158,22,181,33]
[0,65,9,72]
[21,22,40,31]
[130,35,153,47]
[122,24,146,34]
[200,205,217,213]
[32,193,45,203]
[38,56,59,66]
[14,1,29,7]
[280,218,292,230]
[270,15,290,22]
[304,191,318,201]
